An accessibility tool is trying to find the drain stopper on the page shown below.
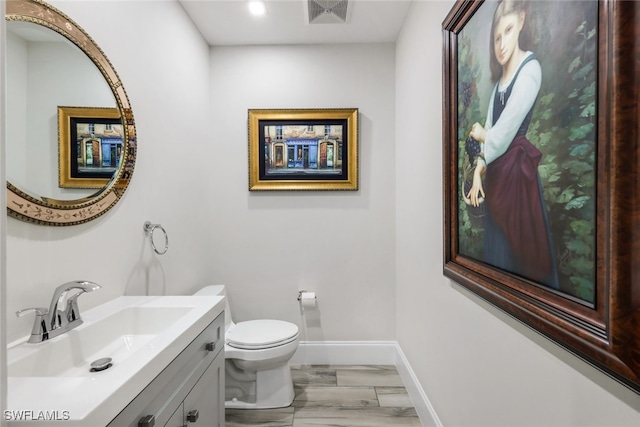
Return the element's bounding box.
[90,357,113,372]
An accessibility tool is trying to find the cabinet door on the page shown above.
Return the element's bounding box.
[184,355,224,427]
[164,404,183,427]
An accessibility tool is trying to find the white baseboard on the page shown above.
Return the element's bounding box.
[394,344,443,427]
[290,341,441,427]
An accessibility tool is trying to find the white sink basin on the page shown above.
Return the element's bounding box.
[6,295,225,426]
[9,306,191,378]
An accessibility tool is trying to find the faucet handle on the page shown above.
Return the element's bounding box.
[16,307,49,318]
[16,307,50,341]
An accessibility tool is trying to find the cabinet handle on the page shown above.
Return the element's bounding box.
[205,342,216,352]
[186,409,199,422]
[138,414,155,427]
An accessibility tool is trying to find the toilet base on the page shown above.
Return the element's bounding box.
[225,361,295,409]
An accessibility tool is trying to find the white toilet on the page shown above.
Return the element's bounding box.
[193,285,300,409]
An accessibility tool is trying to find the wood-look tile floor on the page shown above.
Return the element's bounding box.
[225,365,422,427]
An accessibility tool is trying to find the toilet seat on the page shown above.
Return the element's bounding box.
[227,320,299,350]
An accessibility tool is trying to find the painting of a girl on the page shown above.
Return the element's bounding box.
[465,0,559,289]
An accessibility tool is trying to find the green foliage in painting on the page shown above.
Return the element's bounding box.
[531,18,597,303]
[456,34,485,259]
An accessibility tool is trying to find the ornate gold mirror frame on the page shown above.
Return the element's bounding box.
[5,0,136,226]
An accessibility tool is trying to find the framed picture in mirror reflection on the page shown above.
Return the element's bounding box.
[58,106,125,189]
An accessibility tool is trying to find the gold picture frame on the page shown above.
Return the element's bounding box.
[58,106,125,189]
[248,108,359,191]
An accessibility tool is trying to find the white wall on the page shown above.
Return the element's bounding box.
[208,43,397,341]
[6,0,213,343]
[395,1,640,426]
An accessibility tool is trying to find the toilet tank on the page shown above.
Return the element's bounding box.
[194,285,233,328]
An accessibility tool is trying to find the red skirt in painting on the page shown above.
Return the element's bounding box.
[484,135,553,282]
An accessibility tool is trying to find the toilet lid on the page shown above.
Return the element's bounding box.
[227,320,299,350]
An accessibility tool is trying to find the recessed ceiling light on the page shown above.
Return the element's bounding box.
[248,0,267,16]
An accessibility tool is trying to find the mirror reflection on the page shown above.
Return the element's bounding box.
[7,20,118,201]
[6,0,136,226]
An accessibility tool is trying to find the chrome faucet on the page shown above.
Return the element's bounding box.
[17,280,101,343]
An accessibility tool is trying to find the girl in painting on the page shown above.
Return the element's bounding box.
[466,0,559,289]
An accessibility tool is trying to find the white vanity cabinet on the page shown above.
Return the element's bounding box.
[164,354,224,427]
[108,312,225,427]
[165,406,185,426]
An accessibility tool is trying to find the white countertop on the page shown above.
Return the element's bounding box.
[6,295,225,426]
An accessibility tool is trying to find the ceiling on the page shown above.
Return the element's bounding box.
[178,0,413,46]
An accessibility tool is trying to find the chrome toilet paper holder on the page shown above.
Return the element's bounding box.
[297,290,316,301]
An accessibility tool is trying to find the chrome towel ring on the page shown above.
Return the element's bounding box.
[143,221,169,255]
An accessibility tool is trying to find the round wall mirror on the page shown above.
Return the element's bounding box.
[5,0,136,226]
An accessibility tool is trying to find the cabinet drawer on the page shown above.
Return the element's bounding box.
[108,311,225,427]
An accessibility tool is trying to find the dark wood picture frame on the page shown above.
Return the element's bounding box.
[442,0,640,393]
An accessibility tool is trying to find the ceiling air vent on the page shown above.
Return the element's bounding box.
[307,0,349,24]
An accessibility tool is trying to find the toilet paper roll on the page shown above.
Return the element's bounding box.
[299,291,317,309]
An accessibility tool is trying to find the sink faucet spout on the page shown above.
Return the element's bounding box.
[17,280,101,343]
[48,281,101,331]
